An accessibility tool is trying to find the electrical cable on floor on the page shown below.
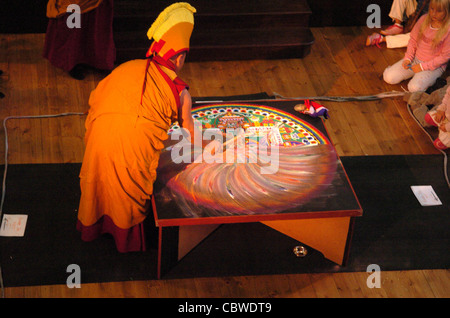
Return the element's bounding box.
[0,112,85,298]
[272,90,407,102]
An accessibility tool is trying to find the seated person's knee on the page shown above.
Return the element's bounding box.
[407,81,424,92]
[383,69,398,84]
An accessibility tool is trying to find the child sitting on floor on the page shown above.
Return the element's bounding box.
[383,0,450,92]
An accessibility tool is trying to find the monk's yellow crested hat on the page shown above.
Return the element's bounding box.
[147,2,196,60]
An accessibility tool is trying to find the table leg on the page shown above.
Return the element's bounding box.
[261,216,355,265]
[157,224,219,279]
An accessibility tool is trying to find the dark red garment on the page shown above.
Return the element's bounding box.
[76,215,146,253]
[43,0,116,72]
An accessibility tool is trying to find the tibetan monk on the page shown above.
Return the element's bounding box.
[76,3,197,252]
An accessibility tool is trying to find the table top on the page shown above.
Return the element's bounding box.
[152,99,362,227]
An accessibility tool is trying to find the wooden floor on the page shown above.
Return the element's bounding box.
[0,27,449,298]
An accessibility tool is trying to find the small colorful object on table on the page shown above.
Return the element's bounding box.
[294,100,329,119]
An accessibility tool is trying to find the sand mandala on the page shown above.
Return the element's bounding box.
[156,103,338,217]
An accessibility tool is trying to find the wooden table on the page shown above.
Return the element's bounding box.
[151,100,362,279]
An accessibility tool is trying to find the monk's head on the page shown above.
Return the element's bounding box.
[146,3,196,62]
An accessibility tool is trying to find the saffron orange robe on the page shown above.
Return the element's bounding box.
[77,58,186,251]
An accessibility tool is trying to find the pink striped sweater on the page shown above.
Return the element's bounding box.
[405,14,450,71]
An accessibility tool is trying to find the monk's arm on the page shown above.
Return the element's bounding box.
[176,89,220,152]
[178,88,196,140]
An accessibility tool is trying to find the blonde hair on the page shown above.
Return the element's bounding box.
[418,0,450,47]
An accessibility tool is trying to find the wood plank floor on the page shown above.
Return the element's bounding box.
[0,27,448,298]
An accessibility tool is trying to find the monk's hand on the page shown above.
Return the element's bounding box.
[203,139,223,156]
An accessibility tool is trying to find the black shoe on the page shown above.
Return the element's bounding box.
[69,65,86,80]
